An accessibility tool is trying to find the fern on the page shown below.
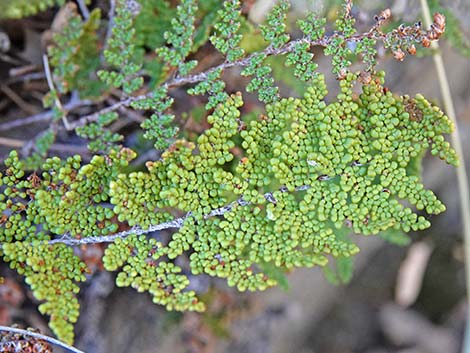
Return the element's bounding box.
[0,0,457,345]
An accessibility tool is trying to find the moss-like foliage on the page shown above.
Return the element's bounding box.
[34,150,134,237]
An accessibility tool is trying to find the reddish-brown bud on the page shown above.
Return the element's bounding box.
[433,13,445,30]
[407,44,417,55]
[393,48,405,61]
[379,8,391,20]
[427,13,445,40]
[428,28,440,40]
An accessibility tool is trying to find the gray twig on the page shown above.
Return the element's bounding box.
[76,0,90,20]
[0,325,84,353]
[8,14,435,133]
[47,184,321,246]
[42,54,70,130]
[0,96,91,131]
[65,14,436,131]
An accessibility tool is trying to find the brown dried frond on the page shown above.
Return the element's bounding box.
[403,97,423,122]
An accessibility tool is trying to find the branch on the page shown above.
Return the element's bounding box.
[76,0,90,20]
[0,136,90,155]
[63,24,397,130]
[0,325,84,353]
[0,94,92,132]
[66,96,135,130]
[7,11,439,133]
[43,54,71,130]
[47,185,313,246]
[0,84,40,115]
[63,36,330,131]
[5,71,45,84]
[49,217,186,246]
[65,11,443,131]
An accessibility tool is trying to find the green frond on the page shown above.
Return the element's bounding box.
[103,234,204,311]
[0,0,459,345]
[76,113,123,153]
[210,0,245,61]
[2,241,86,344]
[260,0,290,49]
[134,87,178,150]
[98,0,143,94]
[156,0,198,74]
[48,7,102,97]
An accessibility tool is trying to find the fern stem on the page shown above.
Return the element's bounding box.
[65,23,412,130]
[419,0,470,350]
[48,185,313,246]
[0,95,90,132]
[0,325,84,353]
[9,16,443,132]
[66,35,328,130]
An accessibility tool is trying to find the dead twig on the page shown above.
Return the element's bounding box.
[0,95,92,132]
[0,137,24,148]
[0,136,90,155]
[76,0,90,20]
[0,325,84,353]
[42,54,70,129]
[6,71,45,85]
[8,64,41,78]
[0,84,39,115]
[395,241,434,307]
